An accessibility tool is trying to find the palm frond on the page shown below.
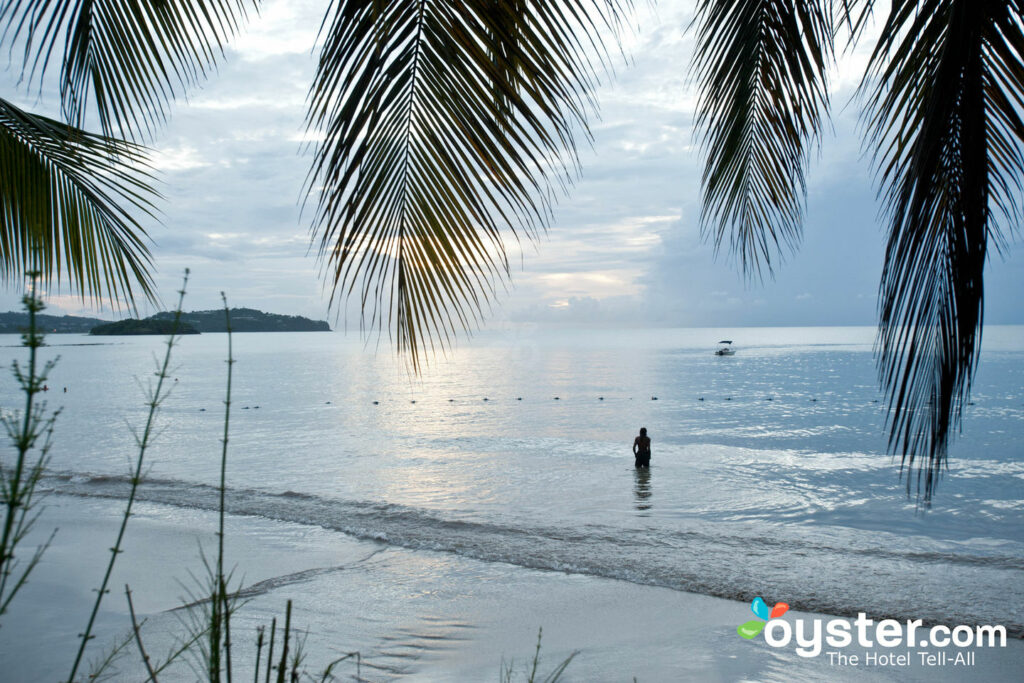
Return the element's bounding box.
[0,0,258,140]
[836,0,875,44]
[692,0,834,278]
[864,0,1024,501]
[0,97,158,305]
[305,0,628,370]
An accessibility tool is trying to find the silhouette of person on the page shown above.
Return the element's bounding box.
[633,427,651,468]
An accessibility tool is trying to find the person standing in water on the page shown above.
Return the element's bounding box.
[633,427,651,468]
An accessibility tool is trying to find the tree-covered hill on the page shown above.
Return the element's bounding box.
[90,319,200,336]
[1,308,330,334]
[147,308,330,332]
[0,312,107,334]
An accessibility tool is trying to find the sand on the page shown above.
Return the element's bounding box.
[2,494,1020,681]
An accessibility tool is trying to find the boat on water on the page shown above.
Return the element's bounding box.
[714,340,735,356]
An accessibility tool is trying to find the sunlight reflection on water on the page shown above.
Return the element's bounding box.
[4,325,1022,632]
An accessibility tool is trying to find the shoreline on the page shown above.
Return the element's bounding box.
[39,468,1024,638]
[2,494,1020,681]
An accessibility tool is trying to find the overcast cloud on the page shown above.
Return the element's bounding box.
[2,0,1021,330]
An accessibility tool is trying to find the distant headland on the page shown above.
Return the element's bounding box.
[0,309,331,335]
[90,319,200,336]
[148,308,331,333]
[0,312,106,334]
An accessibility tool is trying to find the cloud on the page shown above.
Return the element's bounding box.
[0,0,1020,330]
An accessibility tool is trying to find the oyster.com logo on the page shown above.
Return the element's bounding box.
[737,596,789,639]
[735,596,1007,665]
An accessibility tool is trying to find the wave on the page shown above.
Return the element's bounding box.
[41,470,1024,636]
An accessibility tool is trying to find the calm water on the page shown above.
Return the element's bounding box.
[5,326,1023,635]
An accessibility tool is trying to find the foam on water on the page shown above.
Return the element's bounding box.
[3,326,1023,639]
[42,469,1024,635]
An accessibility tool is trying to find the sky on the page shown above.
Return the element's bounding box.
[2,0,1022,332]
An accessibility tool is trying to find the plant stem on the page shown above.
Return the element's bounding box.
[265,618,276,683]
[67,272,190,682]
[211,296,234,681]
[0,274,43,608]
[126,585,158,682]
[222,578,233,683]
[276,601,291,683]
[253,626,264,683]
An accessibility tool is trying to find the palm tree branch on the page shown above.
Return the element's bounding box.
[692,0,834,279]
[0,96,158,305]
[0,0,258,141]
[863,0,1024,501]
[305,0,627,370]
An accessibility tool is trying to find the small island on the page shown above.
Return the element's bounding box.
[148,308,331,333]
[90,319,200,336]
[87,308,330,335]
[0,308,331,335]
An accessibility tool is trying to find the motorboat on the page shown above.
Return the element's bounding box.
[714,340,735,356]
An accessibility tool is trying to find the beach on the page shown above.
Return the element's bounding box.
[1,327,1022,681]
[5,495,1022,682]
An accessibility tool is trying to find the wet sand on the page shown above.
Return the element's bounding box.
[2,495,1020,681]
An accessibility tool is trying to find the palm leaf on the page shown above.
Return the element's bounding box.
[863,0,1024,501]
[692,0,834,278]
[836,0,876,43]
[0,97,158,305]
[305,0,628,370]
[1,0,258,141]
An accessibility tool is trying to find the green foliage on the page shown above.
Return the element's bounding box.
[0,0,259,141]
[0,273,59,626]
[148,308,331,333]
[89,318,199,335]
[0,99,157,307]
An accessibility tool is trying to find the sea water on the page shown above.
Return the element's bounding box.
[2,326,1022,659]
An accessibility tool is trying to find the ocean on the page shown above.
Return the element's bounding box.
[1,325,1022,679]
